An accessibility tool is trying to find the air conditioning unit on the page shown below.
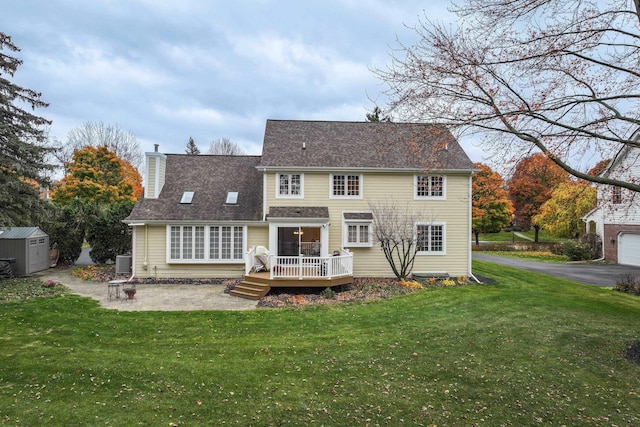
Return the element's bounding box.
[115,255,132,275]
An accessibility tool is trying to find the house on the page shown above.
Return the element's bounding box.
[583,145,640,267]
[125,120,475,296]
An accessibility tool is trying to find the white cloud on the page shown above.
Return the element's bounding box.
[154,104,225,124]
[35,38,173,90]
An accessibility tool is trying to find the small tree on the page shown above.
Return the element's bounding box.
[533,181,596,238]
[185,137,200,155]
[40,200,86,265]
[86,200,134,264]
[472,163,513,245]
[366,106,391,122]
[206,138,245,155]
[508,153,569,241]
[369,199,424,280]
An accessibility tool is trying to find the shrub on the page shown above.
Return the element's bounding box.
[615,274,640,296]
[553,241,593,261]
[320,287,337,299]
[400,279,423,290]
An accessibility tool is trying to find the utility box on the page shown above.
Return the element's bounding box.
[0,227,50,276]
[115,255,132,275]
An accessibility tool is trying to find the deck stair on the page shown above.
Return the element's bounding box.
[230,277,271,300]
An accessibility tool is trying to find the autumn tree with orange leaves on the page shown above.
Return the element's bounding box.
[508,153,569,241]
[472,163,513,245]
[50,145,142,206]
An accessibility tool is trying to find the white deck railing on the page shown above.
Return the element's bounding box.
[246,248,353,279]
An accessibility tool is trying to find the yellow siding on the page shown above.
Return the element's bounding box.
[147,157,157,197]
[248,225,268,249]
[266,171,471,277]
[132,224,266,279]
[132,171,471,279]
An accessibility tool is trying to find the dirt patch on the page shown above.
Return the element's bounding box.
[624,340,640,365]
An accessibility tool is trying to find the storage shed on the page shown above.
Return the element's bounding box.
[0,227,50,276]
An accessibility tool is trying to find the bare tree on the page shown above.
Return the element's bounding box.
[52,122,142,171]
[375,0,640,193]
[206,137,245,155]
[369,199,427,280]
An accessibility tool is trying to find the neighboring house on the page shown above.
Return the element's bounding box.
[125,120,475,295]
[583,145,640,267]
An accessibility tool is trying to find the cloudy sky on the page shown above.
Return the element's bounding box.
[3,0,486,162]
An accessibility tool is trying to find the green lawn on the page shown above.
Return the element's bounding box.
[1,262,640,425]
[479,230,565,243]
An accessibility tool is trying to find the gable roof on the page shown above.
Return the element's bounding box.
[126,155,263,222]
[260,120,474,171]
[0,227,47,239]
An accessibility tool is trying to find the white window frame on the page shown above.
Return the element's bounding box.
[414,175,446,200]
[276,173,304,198]
[330,174,363,199]
[415,222,446,255]
[343,221,373,247]
[167,225,246,263]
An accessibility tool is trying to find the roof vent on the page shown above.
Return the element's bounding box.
[226,191,238,204]
[180,191,194,204]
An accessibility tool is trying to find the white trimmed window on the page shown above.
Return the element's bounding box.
[331,174,362,198]
[343,212,373,247]
[415,223,445,254]
[277,173,303,198]
[168,225,245,263]
[612,186,622,204]
[415,175,445,199]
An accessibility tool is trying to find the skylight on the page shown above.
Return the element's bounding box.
[180,191,194,204]
[226,191,238,204]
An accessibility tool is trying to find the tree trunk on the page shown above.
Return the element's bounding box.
[534,225,540,243]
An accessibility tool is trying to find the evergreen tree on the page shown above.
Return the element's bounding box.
[185,137,200,155]
[0,32,53,226]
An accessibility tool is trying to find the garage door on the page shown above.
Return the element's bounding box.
[618,233,640,267]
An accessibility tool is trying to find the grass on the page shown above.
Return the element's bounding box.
[476,250,569,263]
[1,263,640,425]
[479,230,565,243]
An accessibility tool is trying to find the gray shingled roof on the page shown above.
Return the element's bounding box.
[260,120,474,170]
[267,207,330,219]
[126,155,263,222]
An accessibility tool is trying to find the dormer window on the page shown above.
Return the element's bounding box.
[226,191,238,204]
[180,191,194,204]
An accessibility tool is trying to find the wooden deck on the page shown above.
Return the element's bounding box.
[229,272,354,300]
[247,271,353,288]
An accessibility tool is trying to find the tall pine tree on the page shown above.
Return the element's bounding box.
[0,32,52,226]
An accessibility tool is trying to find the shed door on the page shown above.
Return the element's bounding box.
[28,237,49,273]
[618,233,640,267]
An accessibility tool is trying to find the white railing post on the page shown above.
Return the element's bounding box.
[299,254,303,279]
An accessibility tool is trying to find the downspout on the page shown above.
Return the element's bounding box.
[467,173,482,283]
[261,167,268,221]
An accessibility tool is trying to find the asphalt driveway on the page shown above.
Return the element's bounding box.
[473,253,640,287]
